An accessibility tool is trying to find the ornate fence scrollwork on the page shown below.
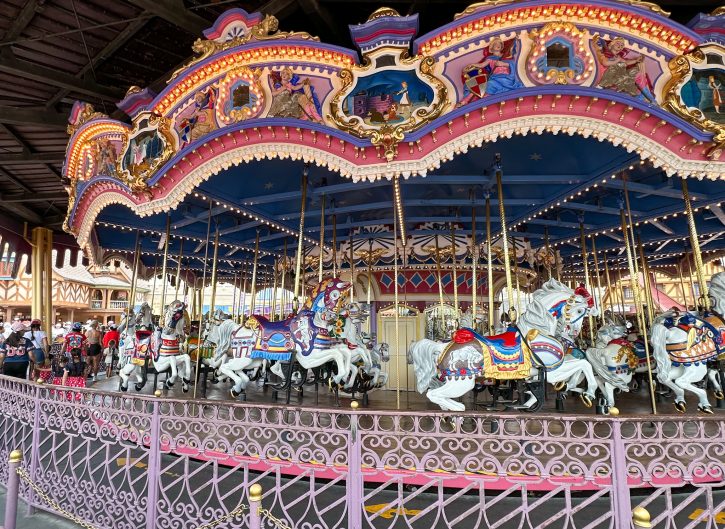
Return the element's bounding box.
[0,377,723,529]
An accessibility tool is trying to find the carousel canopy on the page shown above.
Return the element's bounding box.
[53,1,725,283]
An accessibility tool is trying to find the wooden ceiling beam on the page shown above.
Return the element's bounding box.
[127,0,209,35]
[0,0,42,43]
[1,192,68,203]
[0,49,124,102]
[0,106,67,128]
[0,152,65,163]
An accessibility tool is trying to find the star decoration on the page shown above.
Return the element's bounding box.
[530,153,542,161]
[264,182,274,189]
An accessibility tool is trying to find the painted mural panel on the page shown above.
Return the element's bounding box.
[267,68,325,123]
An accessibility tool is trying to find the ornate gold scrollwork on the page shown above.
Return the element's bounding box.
[168,15,319,83]
[327,52,448,162]
[662,44,725,160]
[116,113,176,195]
[66,103,107,135]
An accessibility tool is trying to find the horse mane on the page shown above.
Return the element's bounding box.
[710,271,725,315]
[209,319,237,356]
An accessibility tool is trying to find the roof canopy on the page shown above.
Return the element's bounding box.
[61,1,725,283]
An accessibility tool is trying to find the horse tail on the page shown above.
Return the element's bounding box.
[409,340,442,394]
[650,323,670,381]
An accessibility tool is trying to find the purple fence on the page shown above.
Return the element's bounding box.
[0,375,723,529]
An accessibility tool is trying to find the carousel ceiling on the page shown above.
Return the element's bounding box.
[3,0,725,283]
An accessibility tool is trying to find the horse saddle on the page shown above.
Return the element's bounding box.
[132,330,153,366]
[250,314,301,361]
[442,328,530,381]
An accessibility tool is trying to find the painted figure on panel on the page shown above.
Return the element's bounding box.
[594,37,657,104]
[177,86,218,146]
[681,70,724,124]
[459,37,523,106]
[343,70,433,125]
[122,130,164,174]
[92,140,117,177]
[268,68,323,122]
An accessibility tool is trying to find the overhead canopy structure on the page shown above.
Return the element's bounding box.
[60,1,725,293]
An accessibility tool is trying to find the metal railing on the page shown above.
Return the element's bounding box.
[108,300,128,309]
[0,376,722,529]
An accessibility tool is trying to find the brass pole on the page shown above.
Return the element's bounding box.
[450,221,459,316]
[349,228,355,304]
[579,218,595,343]
[512,233,521,316]
[150,256,158,315]
[249,230,260,315]
[591,237,604,323]
[434,234,445,319]
[637,233,656,318]
[208,229,220,316]
[196,202,213,337]
[159,214,171,312]
[685,248,697,310]
[544,227,552,280]
[620,207,656,414]
[677,261,689,309]
[485,194,494,333]
[393,186,401,410]
[271,259,278,321]
[231,271,238,321]
[603,253,616,315]
[495,166,515,321]
[127,230,141,328]
[682,177,709,311]
[241,272,248,321]
[174,240,183,301]
[622,175,649,322]
[293,167,308,311]
[280,239,288,320]
[318,194,325,283]
[367,240,373,335]
[471,192,478,319]
[332,212,338,278]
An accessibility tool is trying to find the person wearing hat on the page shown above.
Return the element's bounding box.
[0,322,31,379]
[102,323,120,378]
[62,322,87,359]
[24,319,49,365]
[85,320,102,381]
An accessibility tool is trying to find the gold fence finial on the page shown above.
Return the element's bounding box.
[8,449,22,463]
[632,506,652,528]
[249,483,263,502]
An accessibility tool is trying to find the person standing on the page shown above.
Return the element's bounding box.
[85,320,102,381]
[102,323,120,378]
[0,322,31,379]
[24,319,49,365]
[62,323,87,359]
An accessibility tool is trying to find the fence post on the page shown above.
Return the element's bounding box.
[4,450,22,529]
[26,384,42,515]
[144,396,162,529]
[610,420,633,529]
[249,484,262,529]
[347,402,363,529]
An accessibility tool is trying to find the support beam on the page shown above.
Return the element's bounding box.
[0,125,65,163]
[45,16,151,109]
[1,192,68,203]
[604,179,708,201]
[0,50,124,101]
[710,205,725,226]
[0,106,68,128]
[650,220,674,235]
[561,201,644,217]
[127,0,209,35]
[0,202,42,224]
[1,0,41,43]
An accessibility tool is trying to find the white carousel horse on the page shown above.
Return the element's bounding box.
[408,278,598,412]
[650,310,725,413]
[584,321,638,407]
[118,309,151,391]
[151,300,192,392]
[205,318,266,397]
[209,278,353,398]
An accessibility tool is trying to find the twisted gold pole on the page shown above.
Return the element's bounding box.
[434,234,445,318]
[682,177,709,311]
[208,229,220,316]
[332,212,338,278]
[271,259,278,321]
[349,228,355,304]
[620,207,656,414]
[318,194,325,283]
[293,169,308,311]
[485,193,494,333]
[637,232,656,316]
[544,227,552,281]
[579,219,595,342]
[249,230,260,315]
[602,252,615,315]
[471,193,478,320]
[450,221,459,316]
[496,169,515,321]
[174,240,183,301]
[591,237,604,324]
[159,214,171,312]
[280,239,288,320]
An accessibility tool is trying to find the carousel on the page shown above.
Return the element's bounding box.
[15,1,723,527]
